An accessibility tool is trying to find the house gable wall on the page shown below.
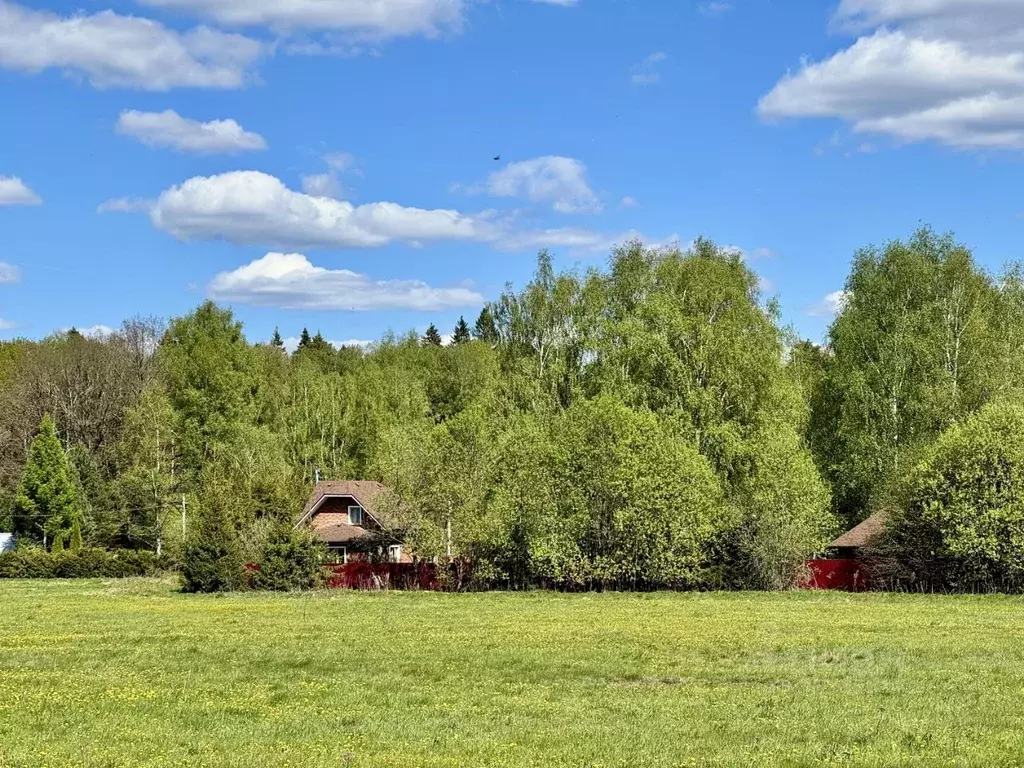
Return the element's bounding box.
[310,496,383,533]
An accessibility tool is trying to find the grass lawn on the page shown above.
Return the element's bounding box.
[2,581,1024,767]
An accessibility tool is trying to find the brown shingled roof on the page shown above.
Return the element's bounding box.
[297,480,397,529]
[830,511,888,549]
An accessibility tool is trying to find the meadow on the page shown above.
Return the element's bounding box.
[2,580,1024,767]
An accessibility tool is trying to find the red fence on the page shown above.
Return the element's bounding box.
[803,559,868,591]
[325,562,439,590]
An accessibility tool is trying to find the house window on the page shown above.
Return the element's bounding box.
[327,546,348,564]
[348,505,365,525]
[388,545,402,563]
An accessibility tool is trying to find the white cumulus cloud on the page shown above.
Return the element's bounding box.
[116,109,267,153]
[482,156,602,214]
[150,170,493,249]
[0,176,41,206]
[209,252,485,311]
[759,2,1024,149]
[137,0,465,41]
[122,169,658,255]
[0,0,262,90]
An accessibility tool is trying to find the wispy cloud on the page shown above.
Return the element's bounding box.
[807,290,849,317]
[0,263,22,284]
[699,1,732,17]
[631,51,667,86]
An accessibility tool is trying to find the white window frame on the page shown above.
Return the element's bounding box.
[327,545,348,564]
[388,544,402,563]
[348,505,365,525]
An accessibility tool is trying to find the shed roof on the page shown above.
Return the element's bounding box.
[297,480,397,529]
[830,511,888,549]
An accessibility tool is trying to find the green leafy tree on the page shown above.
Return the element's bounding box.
[115,386,182,554]
[452,317,471,345]
[422,324,443,347]
[820,228,1001,523]
[13,415,82,549]
[158,302,258,479]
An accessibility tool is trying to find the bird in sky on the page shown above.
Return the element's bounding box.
[493,155,501,161]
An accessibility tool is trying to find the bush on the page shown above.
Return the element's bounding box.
[729,425,836,590]
[181,507,244,593]
[883,401,1024,591]
[0,547,172,579]
[252,523,326,591]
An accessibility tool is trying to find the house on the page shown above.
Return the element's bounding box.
[295,480,412,564]
[829,511,888,559]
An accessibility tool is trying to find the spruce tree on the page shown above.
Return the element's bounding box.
[13,414,81,548]
[452,316,471,345]
[423,324,443,347]
[298,328,312,349]
[181,505,244,592]
[473,307,498,343]
[271,327,285,349]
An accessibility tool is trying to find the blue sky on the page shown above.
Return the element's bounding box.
[3,0,1024,348]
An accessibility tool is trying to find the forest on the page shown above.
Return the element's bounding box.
[5,228,1024,591]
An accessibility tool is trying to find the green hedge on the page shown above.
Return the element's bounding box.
[0,548,173,579]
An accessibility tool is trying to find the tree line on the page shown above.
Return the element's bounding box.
[5,229,1024,590]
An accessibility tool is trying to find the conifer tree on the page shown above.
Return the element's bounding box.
[473,307,498,343]
[13,414,81,548]
[271,328,285,349]
[452,316,471,345]
[423,324,443,347]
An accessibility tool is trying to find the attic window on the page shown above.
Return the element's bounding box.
[348,505,365,525]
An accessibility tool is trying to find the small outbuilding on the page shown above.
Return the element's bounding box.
[804,511,888,591]
[829,511,888,560]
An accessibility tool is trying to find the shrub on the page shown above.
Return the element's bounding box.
[884,401,1024,591]
[181,507,244,593]
[252,523,326,591]
[729,425,836,590]
[0,547,171,579]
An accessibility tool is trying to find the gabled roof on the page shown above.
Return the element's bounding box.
[830,511,888,549]
[295,480,396,530]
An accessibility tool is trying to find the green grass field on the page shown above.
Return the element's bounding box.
[2,580,1024,767]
